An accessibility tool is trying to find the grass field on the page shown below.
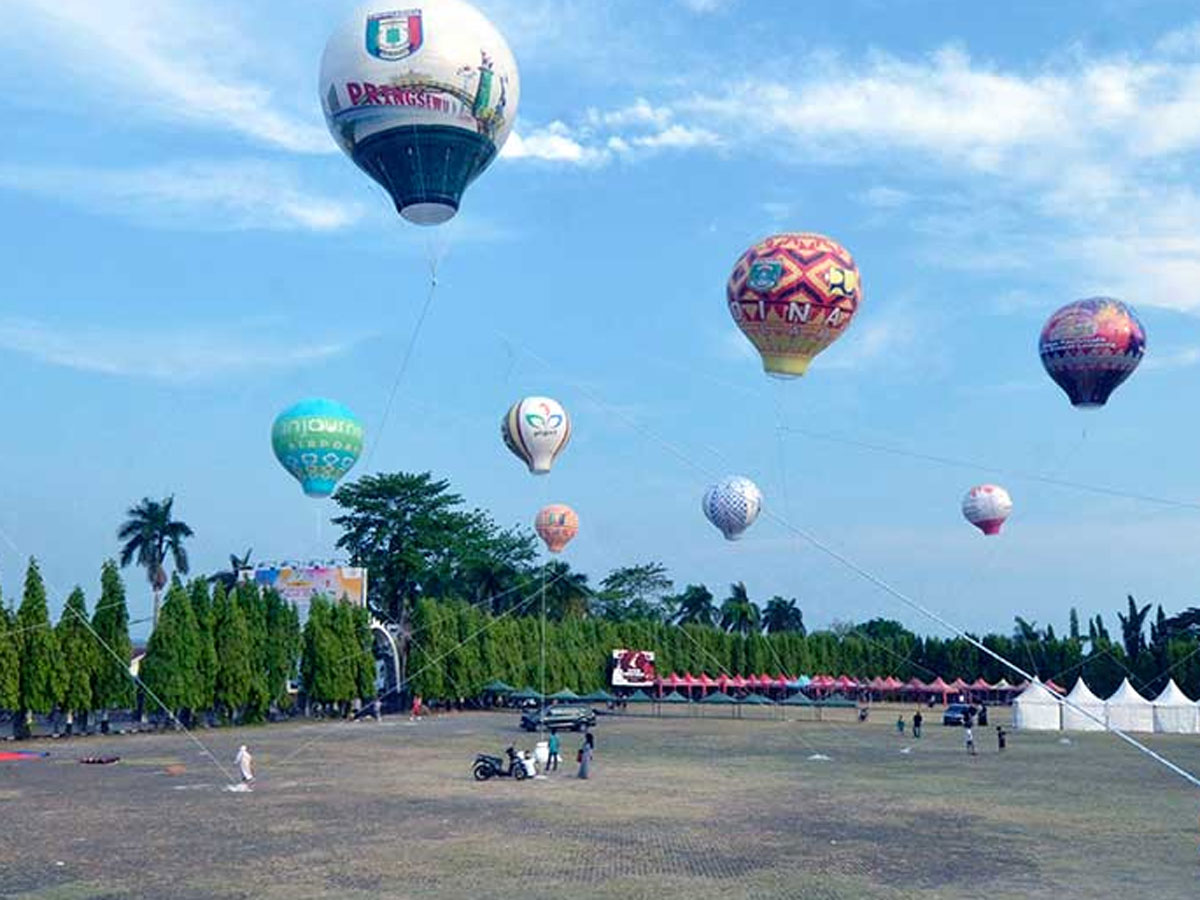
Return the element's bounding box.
[1,705,1198,899]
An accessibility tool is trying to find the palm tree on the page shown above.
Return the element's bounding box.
[719,582,760,635]
[118,496,194,627]
[541,561,591,621]
[1117,595,1151,664]
[209,548,253,592]
[671,584,716,627]
[762,596,805,634]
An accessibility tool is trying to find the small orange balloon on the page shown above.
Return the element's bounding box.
[727,232,861,377]
[535,504,578,554]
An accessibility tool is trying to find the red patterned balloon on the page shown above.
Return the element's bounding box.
[727,233,862,377]
[1039,298,1146,409]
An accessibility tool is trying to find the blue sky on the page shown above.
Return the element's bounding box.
[4,0,1200,639]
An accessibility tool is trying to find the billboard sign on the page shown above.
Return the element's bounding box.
[611,649,657,688]
[242,563,367,624]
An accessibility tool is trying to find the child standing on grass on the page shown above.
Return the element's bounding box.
[964,724,976,756]
[896,715,906,735]
[547,732,561,772]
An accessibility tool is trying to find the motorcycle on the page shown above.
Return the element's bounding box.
[472,746,530,782]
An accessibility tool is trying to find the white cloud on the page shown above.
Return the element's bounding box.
[677,0,734,11]
[856,186,911,209]
[0,318,359,382]
[0,161,363,231]
[501,123,609,166]
[1,0,330,153]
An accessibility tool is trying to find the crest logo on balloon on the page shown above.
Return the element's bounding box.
[366,10,424,61]
[748,261,783,292]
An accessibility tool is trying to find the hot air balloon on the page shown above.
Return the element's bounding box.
[962,485,1013,536]
[320,0,520,225]
[727,233,861,378]
[703,476,763,541]
[502,397,571,475]
[271,399,364,499]
[1038,298,1146,409]
[535,504,578,554]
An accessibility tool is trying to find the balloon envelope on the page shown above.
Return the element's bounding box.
[272,399,364,498]
[502,397,571,475]
[703,476,763,541]
[320,0,520,225]
[727,233,861,377]
[1038,298,1145,408]
[535,504,578,554]
[962,485,1012,536]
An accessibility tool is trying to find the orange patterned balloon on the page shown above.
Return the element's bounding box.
[726,233,862,377]
[535,504,579,554]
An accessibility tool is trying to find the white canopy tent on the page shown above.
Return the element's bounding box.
[1152,680,1199,734]
[1013,679,1062,731]
[1061,678,1105,731]
[1105,678,1154,733]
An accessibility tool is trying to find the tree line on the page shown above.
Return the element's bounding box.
[0,558,376,735]
[3,469,1199,735]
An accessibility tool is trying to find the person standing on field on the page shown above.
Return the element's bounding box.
[547,732,561,772]
[235,745,254,783]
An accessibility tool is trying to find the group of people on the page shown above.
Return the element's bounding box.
[544,729,595,779]
[894,706,1008,756]
[895,710,926,738]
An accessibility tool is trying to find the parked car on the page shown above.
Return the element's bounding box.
[942,703,974,726]
[520,705,596,732]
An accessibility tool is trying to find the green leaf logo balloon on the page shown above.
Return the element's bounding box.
[272,399,365,499]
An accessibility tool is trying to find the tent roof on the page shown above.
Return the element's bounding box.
[970,677,993,689]
[580,690,617,703]
[1153,679,1195,707]
[1014,679,1061,706]
[1064,678,1103,705]
[742,693,774,705]
[660,690,691,704]
[817,698,858,708]
[783,693,815,706]
[698,673,717,687]
[788,675,812,688]
[1107,678,1152,706]
[626,689,655,703]
[509,687,543,700]
[701,691,737,704]
[548,688,580,700]
[482,679,515,693]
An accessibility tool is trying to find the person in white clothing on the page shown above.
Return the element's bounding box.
[235,745,254,783]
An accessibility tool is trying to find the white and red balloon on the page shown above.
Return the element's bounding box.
[962,485,1013,536]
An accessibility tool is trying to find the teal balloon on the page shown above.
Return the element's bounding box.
[271,398,364,498]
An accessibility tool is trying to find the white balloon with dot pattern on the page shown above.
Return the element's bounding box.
[703,476,763,541]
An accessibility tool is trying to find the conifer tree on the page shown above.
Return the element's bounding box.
[56,587,98,733]
[264,589,301,710]
[188,578,218,715]
[0,603,19,714]
[141,578,202,723]
[17,559,63,734]
[212,584,252,722]
[91,560,134,713]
